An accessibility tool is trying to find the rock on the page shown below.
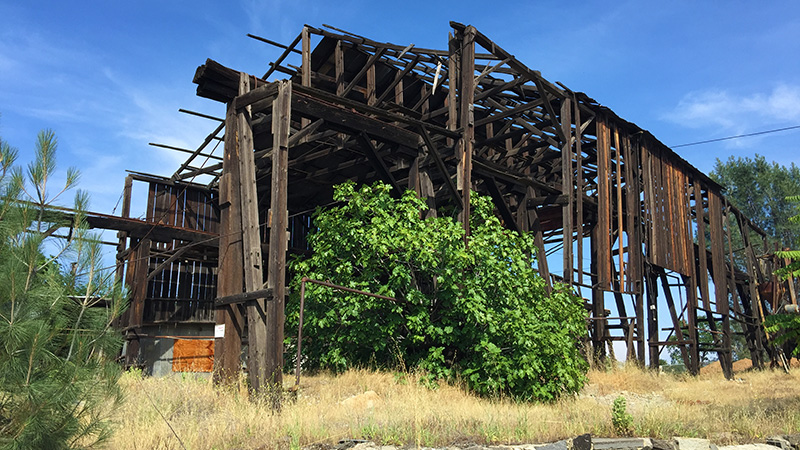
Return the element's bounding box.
[534,440,568,450]
[593,438,652,450]
[652,439,677,450]
[675,438,717,450]
[710,433,740,445]
[340,391,381,409]
[767,436,792,450]
[350,441,378,450]
[337,440,371,450]
[572,434,592,450]
[781,435,800,450]
[718,445,779,450]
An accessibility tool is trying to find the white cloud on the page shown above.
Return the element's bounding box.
[664,84,800,135]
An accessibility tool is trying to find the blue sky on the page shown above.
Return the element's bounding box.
[2,1,799,215]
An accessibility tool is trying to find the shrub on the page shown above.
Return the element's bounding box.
[286,181,588,401]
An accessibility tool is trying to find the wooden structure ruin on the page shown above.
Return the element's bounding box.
[108,22,797,385]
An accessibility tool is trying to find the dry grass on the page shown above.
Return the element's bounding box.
[110,365,800,450]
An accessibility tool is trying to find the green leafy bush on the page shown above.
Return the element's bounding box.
[611,395,633,435]
[287,181,588,401]
[764,195,800,356]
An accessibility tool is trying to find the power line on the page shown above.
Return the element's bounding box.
[671,124,800,148]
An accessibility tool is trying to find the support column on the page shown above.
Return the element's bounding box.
[561,98,574,285]
[238,73,269,393]
[645,265,660,370]
[214,93,246,383]
[266,80,292,398]
[590,225,606,362]
[456,25,475,240]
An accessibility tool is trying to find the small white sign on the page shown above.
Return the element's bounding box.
[214,324,226,338]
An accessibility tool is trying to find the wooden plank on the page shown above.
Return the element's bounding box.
[458,26,476,240]
[416,125,461,209]
[214,96,245,384]
[483,176,519,233]
[708,191,728,311]
[357,133,402,196]
[261,31,303,80]
[575,99,584,286]
[301,26,311,128]
[591,225,605,361]
[645,266,659,369]
[375,55,419,105]
[116,175,133,282]
[695,182,711,309]
[659,268,691,369]
[170,122,226,182]
[290,91,421,149]
[419,170,437,218]
[622,134,636,292]
[341,48,386,99]
[128,238,151,329]
[266,80,292,398]
[524,188,551,291]
[596,116,611,289]
[614,127,624,290]
[237,73,269,393]
[215,288,274,307]
[335,40,344,96]
[561,98,574,284]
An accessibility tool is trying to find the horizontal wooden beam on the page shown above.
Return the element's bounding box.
[215,288,274,307]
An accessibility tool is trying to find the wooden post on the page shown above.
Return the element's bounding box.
[457,25,475,240]
[561,98,573,285]
[115,175,133,282]
[574,97,584,287]
[266,80,291,398]
[645,265,659,370]
[708,191,733,379]
[695,183,711,308]
[214,96,246,384]
[301,26,311,129]
[124,236,150,367]
[238,73,269,393]
[590,225,606,362]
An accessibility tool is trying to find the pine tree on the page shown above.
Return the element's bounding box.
[0,131,127,449]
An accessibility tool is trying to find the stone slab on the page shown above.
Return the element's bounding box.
[593,438,652,450]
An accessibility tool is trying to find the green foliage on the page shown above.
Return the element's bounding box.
[611,395,633,436]
[0,131,127,449]
[710,154,800,249]
[775,195,800,280]
[287,181,588,401]
[765,313,800,357]
[764,195,800,352]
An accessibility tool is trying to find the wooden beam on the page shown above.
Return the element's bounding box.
[214,98,245,383]
[290,90,421,149]
[561,98,573,284]
[417,124,462,209]
[458,25,476,240]
[341,48,386,98]
[266,80,292,401]
[261,31,303,80]
[358,133,402,196]
[483,176,519,233]
[238,73,270,394]
[215,288,274,307]
[171,122,225,181]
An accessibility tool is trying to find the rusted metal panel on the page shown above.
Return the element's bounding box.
[172,339,214,372]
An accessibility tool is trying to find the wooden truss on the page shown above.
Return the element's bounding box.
[113,22,795,387]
